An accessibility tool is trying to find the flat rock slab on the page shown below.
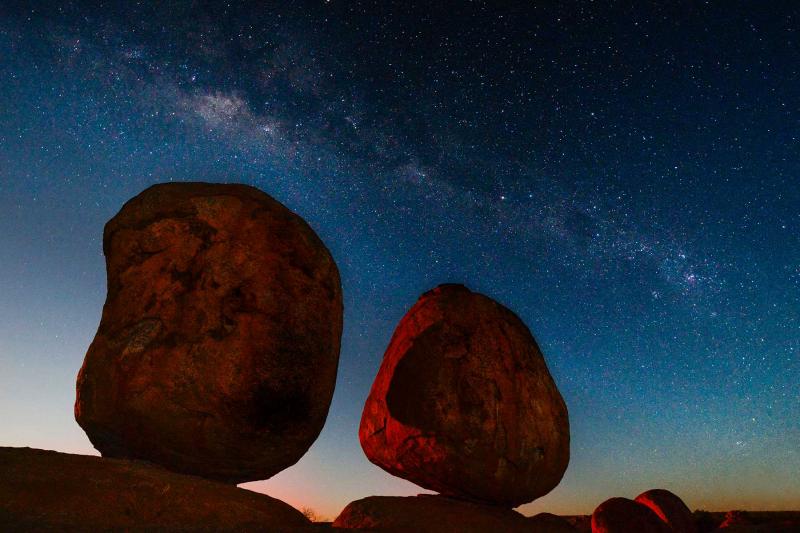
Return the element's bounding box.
[359,284,570,507]
[75,182,343,483]
[0,447,312,532]
[332,495,532,532]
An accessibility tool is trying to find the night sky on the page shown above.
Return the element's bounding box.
[1,1,799,519]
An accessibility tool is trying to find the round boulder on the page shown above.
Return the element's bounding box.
[75,182,342,483]
[591,497,671,533]
[359,284,570,507]
[635,489,697,533]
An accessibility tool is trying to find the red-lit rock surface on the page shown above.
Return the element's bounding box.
[591,497,671,533]
[75,182,343,483]
[635,489,697,533]
[0,447,311,532]
[359,284,569,507]
[332,495,531,532]
[527,512,579,532]
[719,511,751,528]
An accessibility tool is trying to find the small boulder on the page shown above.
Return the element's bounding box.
[716,511,752,530]
[75,182,343,483]
[359,284,570,507]
[635,489,697,533]
[332,494,531,532]
[591,497,671,533]
[0,447,311,532]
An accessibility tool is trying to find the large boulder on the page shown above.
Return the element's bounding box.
[591,497,671,533]
[0,447,312,532]
[359,284,569,507]
[635,489,697,533]
[75,182,343,483]
[332,494,531,532]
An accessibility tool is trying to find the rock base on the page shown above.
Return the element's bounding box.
[332,494,534,532]
[0,447,311,532]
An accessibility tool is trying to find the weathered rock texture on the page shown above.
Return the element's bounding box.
[75,182,343,483]
[359,284,569,507]
[0,447,311,532]
[332,495,531,532]
[527,512,579,532]
[635,489,697,533]
[591,497,671,533]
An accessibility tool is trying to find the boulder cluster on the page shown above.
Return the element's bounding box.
[1,182,724,532]
[591,490,697,533]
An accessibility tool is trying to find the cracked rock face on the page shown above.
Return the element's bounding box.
[359,284,569,507]
[75,182,342,483]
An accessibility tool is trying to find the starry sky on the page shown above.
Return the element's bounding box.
[1,1,799,519]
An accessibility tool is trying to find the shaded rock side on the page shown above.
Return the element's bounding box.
[635,489,697,533]
[75,182,343,483]
[359,284,569,507]
[332,495,531,532]
[591,497,672,533]
[0,447,311,532]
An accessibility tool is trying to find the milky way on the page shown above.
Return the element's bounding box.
[1,2,798,516]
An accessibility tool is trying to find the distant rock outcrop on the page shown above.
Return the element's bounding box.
[635,489,697,533]
[563,515,592,533]
[332,494,531,532]
[75,182,343,483]
[0,447,311,532]
[591,497,671,533]
[714,510,759,531]
[527,512,580,532]
[359,284,569,507]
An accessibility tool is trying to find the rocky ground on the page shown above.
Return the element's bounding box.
[2,447,799,532]
[0,447,312,532]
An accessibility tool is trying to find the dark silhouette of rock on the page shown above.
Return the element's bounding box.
[717,511,752,529]
[359,284,569,507]
[0,447,312,532]
[332,494,531,532]
[693,511,800,533]
[591,497,671,533]
[713,521,800,533]
[693,510,718,533]
[75,182,343,483]
[528,512,579,532]
[635,489,697,533]
[563,515,592,533]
